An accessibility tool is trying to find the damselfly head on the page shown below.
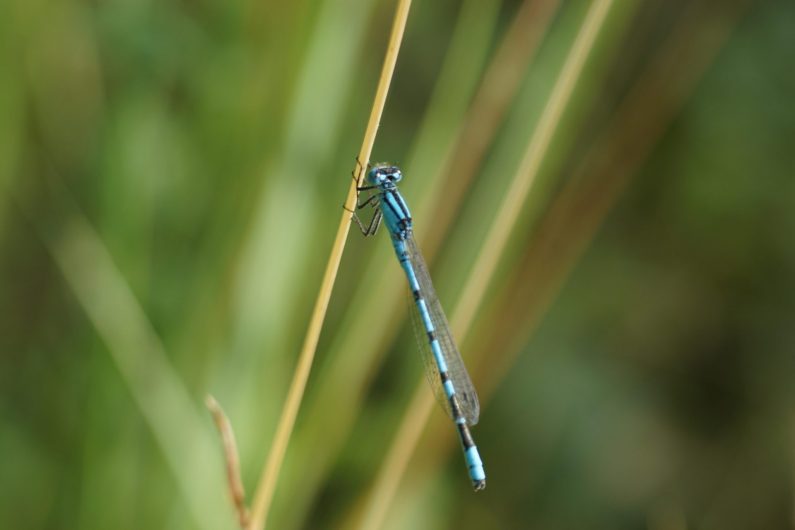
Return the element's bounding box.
[367,164,403,187]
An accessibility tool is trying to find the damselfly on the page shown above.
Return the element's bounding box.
[350,162,486,491]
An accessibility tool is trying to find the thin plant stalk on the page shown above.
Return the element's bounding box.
[244,1,413,529]
[206,395,250,528]
[355,1,615,528]
[272,1,508,525]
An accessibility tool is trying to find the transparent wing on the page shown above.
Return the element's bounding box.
[406,234,480,425]
[408,286,453,419]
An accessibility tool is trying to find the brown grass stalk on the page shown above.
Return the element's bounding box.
[243,1,414,529]
[261,3,553,525]
[206,395,250,528]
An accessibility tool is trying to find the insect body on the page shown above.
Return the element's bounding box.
[353,163,486,490]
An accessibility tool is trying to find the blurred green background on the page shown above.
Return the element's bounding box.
[1,0,793,529]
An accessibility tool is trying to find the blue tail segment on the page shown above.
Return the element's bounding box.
[353,163,486,491]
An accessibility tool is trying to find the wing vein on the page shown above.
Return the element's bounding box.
[406,234,480,425]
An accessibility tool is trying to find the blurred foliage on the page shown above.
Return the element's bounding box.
[1,0,793,529]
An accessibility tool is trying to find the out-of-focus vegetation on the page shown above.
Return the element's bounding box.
[1,0,793,529]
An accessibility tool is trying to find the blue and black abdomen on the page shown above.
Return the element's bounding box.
[359,163,486,490]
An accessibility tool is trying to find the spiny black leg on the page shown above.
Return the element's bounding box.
[351,207,381,236]
[343,183,378,219]
[351,156,372,186]
[357,194,380,210]
[350,159,377,194]
[351,157,363,184]
[347,156,381,236]
[351,208,382,236]
[350,210,368,234]
[364,209,382,236]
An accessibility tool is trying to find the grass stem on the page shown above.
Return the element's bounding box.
[206,395,250,528]
[244,2,413,528]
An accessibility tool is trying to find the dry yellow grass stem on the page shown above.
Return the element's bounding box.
[355,2,615,529]
[260,3,521,524]
[244,1,413,529]
[206,395,250,528]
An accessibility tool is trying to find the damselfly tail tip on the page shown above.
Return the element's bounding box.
[473,479,486,492]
